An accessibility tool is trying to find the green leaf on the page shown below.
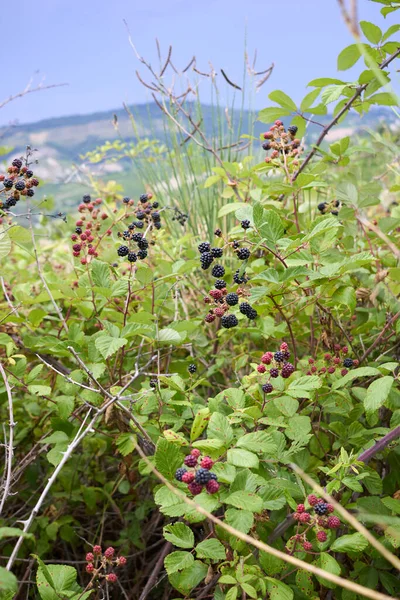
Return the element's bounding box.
[332,367,381,389]
[225,508,254,533]
[8,226,31,242]
[360,20,382,44]
[218,202,247,218]
[315,553,341,589]
[295,570,315,597]
[227,448,259,469]
[258,107,291,124]
[382,23,400,42]
[163,523,194,548]
[300,88,321,111]
[90,259,111,288]
[265,577,294,600]
[168,560,208,595]
[195,538,226,560]
[364,376,394,414]
[0,527,33,540]
[368,92,399,106]
[164,551,194,575]
[330,533,368,553]
[289,376,322,391]
[225,490,263,513]
[225,587,239,600]
[136,267,153,285]
[382,497,400,514]
[257,210,284,244]
[190,407,210,441]
[95,335,127,359]
[308,78,346,87]
[268,90,297,111]
[337,44,361,70]
[286,415,311,441]
[0,229,11,260]
[207,412,233,445]
[158,328,182,344]
[155,438,184,481]
[115,433,137,456]
[36,563,89,600]
[0,567,17,594]
[321,85,346,105]
[236,431,276,454]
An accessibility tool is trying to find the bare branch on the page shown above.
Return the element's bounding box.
[0,363,15,516]
[220,69,242,91]
[160,46,172,77]
[0,82,68,111]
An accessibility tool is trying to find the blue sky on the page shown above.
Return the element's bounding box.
[0,0,398,125]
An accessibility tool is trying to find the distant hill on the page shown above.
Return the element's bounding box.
[0,102,397,208]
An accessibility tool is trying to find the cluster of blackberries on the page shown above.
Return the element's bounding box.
[262,121,302,165]
[116,193,162,262]
[85,545,126,583]
[175,449,220,495]
[70,194,105,264]
[306,345,357,377]
[171,206,189,227]
[288,495,341,553]
[0,156,40,211]
[318,199,341,217]
[256,342,295,394]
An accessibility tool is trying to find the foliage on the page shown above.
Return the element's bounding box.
[0,4,400,600]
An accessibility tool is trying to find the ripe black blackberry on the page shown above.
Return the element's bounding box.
[138,249,148,259]
[262,383,273,394]
[123,230,130,239]
[234,270,248,285]
[209,472,218,481]
[274,351,284,362]
[343,358,353,368]
[288,125,298,135]
[195,468,212,484]
[135,221,144,229]
[212,265,225,278]
[128,224,135,231]
[198,242,211,253]
[82,194,91,203]
[75,227,82,234]
[331,210,339,216]
[27,189,34,197]
[132,233,143,242]
[152,201,159,208]
[247,308,258,319]
[214,279,227,290]
[136,211,146,220]
[211,247,223,258]
[117,245,129,257]
[188,364,197,374]
[318,202,327,213]
[214,228,222,237]
[221,314,238,329]
[152,212,161,221]
[128,252,137,262]
[239,302,254,317]
[314,502,329,516]
[138,238,149,250]
[281,363,295,378]
[15,180,25,191]
[140,193,149,203]
[226,293,239,306]
[154,222,162,230]
[270,368,279,378]
[175,467,187,481]
[200,252,214,270]
[123,196,130,204]
[237,247,250,260]
[26,170,33,178]
[262,142,271,151]
[150,378,157,388]
[12,158,23,169]
[241,220,251,229]
[3,179,13,189]
[4,198,16,208]
[232,240,240,249]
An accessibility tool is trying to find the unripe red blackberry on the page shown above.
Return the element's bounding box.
[117,556,127,566]
[257,364,266,373]
[341,346,348,354]
[324,353,332,361]
[308,358,314,364]
[182,471,195,484]
[200,456,213,469]
[206,480,220,494]
[316,531,327,542]
[261,352,273,364]
[327,366,335,374]
[93,545,102,554]
[327,504,334,513]
[297,504,305,513]
[275,120,283,126]
[341,369,348,376]
[327,516,340,529]
[210,289,223,300]
[184,454,198,467]
[86,552,94,562]
[31,178,39,186]
[86,563,95,573]
[188,482,203,495]
[106,573,117,583]
[281,362,295,378]
[104,547,115,559]
[12,158,23,169]
[263,131,274,139]
[262,383,273,394]
[205,313,216,323]
[214,307,225,317]
[303,541,312,552]
[299,512,311,523]
[191,448,201,458]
